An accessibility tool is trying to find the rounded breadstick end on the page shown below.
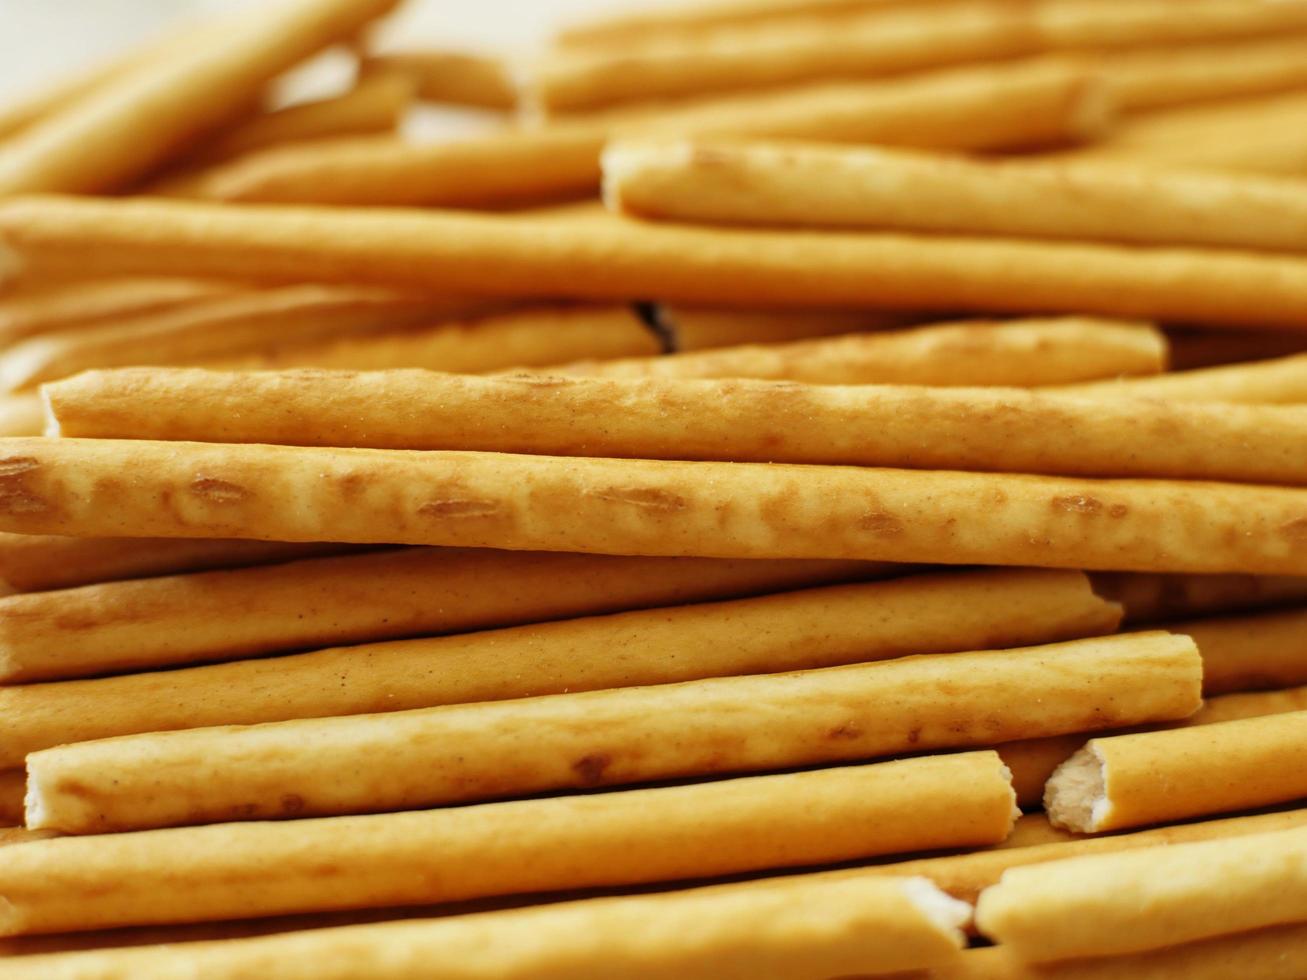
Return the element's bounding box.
[1044,744,1108,833]
[600,140,686,216]
[900,876,973,946]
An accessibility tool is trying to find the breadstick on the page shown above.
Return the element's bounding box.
[7,438,1307,574]
[10,196,1307,330]
[659,306,909,349]
[11,754,1015,933]
[0,0,400,195]
[1093,570,1307,625]
[46,368,1307,489]
[606,138,1307,253]
[1002,684,1307,808]
[1046,709,1307,833]
[0,395,41,437]
[0,570,1117,759]
[1061,353,1307,404]
[1177,605,1307,695]
[182,59,1104,206]
[0,276,241,345]
[0,532,353,594]
[203,304,661,373]
[0,768,24,824]
[562,317,1168,385]
[1,288,489,392]
[0,547,901,681]
[974,824,1307,960]
[361,50,516,110]
[1166,328,1307,372]
[0,873,972,980]
[24,632,1197,833]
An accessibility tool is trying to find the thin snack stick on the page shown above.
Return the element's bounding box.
[0,570,1118,758]
[23,632,1198,833]
[605,139,1307,253]
[0,874,972,980]
[1091,571,1307,624]
[0,547,904,681]
[1002,684,1307,809]
[973,825,1307,961]
[43,368,1307,488]
[0,288,493,392]
[1061,353,1307,404]
[0,276,243,345]
[6,438,1307,574]
[0,0,400,195]
[0,395,42,437]
[203,304,661,374]
[11,197,1307,331]
[561,317,1168,385]
[361,50,516,110]
[1176,605,1307,695]
[1046,709,1307,832]
[11,754,1015,934]
[184,59,1106,206]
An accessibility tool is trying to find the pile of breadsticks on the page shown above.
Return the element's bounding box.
[3,0,1307,976]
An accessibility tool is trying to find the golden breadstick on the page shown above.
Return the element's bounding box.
[1177,605,1307,695]
[0,532,352,594]
[565,317,1168,384]
[182,59,1104,206]
[1101,35,1307,112]
[205,304,661,373]
[0,547,896,681]
[1096,573,1307,625]
[0,768,24,825]
[1047,710,1307,832]
[0,0,399,195]
[1,287,489,392]
[0,276,241,345]
[362,50,516,110]
[7,438,1307,573]
[0,874,972,980]
[606,139,1307,253]
[13,754,1015,933]
[1062,353,1307,404]
[994,813,1083,850]
[0,570,1117,759]
[1166,328,1307,371]
[1002,684,1307,808]
[45,368,1307,489]
[10,196,1307,330]
[975,824,1307,961]
[24,632,1197,833]
[0,395,42,437]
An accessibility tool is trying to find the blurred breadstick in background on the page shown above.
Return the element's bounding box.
[1094,572,1307,624]
[361,50,516,110]
[24,632,1197,833]
[0,0,400,195]
[1046,710,1307,832]
[15,755,1015,932]
[0,571,1116,757]
[178,59,1105,206]
[1060,353,1307,404]
[7,439,1307,573]
[559,317,1168,384]
[1100,35,1307,111]
[605,139,1307,252]
[0,875,973,980]
[45,369,1307,487]
[0,395,42,437]
[205,304,662,373]
[1165,329,1307,371]
[1,288,495,391]
[974,826,1307,961]
[11,197,1307,330]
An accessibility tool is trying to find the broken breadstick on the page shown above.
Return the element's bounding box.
[975,824,1307,961]
[1061,353,1307,404]
[0,570,1116,759]
[1045,710,1307,833]
[11,754,1014,934]
[0,0,400,195]
[23,632,1197,834]
[8,195,1307,329]
[43,368,1307,488]
[6,438,1307,574]
[0,874,972,980]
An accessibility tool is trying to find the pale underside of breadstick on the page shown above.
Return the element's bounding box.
[23,632,1196,834]
[0,569,1118,760]
[9,196,1307,330]
[974,824,1307,961]
[42,368,1307,489]
[0,874,972,980]
[1060,353,1307,404]
[11,754,1015,934]
[6,438,1307,575]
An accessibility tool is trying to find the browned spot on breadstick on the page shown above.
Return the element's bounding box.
[0,457,40,478]
[417,499,504,518]
[1052,494,1103,515]
[588,487,688,512]
[1279,517,1307,542]
[281,794,306,815]
[1109,503,1130,518]
[0,456,47,515]
[828,723,862,740]
[189,476,252,505]
[572,753,611,784]
[861,512,905,537]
